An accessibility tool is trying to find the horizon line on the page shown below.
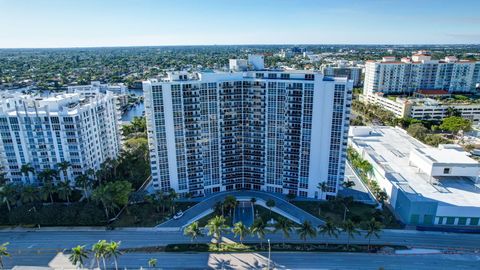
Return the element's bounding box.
[0,42,479,50]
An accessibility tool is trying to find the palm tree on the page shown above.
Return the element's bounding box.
[57,180,73,203]
[184,221,204,246]
[0,242,10,270]
[92,240,108,270]
[318,219,339,248]
[274,218,293,247]
[342,220,360,249]
[266,199,276,217]
[342,180,356,189]
[297,220,317,249]
[317,182,328,200]
[365,218,383,250]
[206,216,229,248]
[56,161,71,181]
[106,241,122,270]
[20,164,35,181]
[167,188,178,215]
[92,185,112,219]
[0,184,17,212]
[223,195,237,217]
[148,258,157,268]
[250,218,268,249]
[20,185,39,204]
[75,174,91,201]
[232,221,250,244]
[40,182,56,203]
[213,201,224,216]
[69,245,89,269]
[37,168,58,184]
[0,167,7,185]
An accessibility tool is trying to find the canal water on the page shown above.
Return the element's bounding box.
[121,89,145,122]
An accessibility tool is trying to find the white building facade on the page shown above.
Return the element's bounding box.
[360,93,480,124]
[364,52,480,95]
[144,60,353,198]
[0,91,122,184]
[349,126,480,226]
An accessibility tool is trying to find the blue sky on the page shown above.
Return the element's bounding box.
[0,0,479,48]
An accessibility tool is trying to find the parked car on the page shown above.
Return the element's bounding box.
[173,211,184,220]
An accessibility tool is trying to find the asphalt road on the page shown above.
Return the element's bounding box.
[4,251,480,269]
[1,228,480,258]
[2,229,480,251]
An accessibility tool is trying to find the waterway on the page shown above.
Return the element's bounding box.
[121,88,145,122]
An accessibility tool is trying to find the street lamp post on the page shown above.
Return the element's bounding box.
[267,238,271,270]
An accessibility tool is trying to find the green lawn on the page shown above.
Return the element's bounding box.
[292,200,402,229]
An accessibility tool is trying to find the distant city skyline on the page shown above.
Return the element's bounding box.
[1,0,480,48]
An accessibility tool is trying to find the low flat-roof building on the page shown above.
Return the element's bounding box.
[360,92,480,124]
[349,126,480,226]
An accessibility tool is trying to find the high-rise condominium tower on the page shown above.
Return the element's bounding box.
[144,56,352,199]
[364,51,480,95]
[0,90,122,184]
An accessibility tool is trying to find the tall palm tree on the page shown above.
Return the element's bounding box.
[75,174,91,201]
[69,245,89,269]
[265,199,276,217]
[318,219,339,248]
[297,220,317,249]
[0,184,17,212]
[342,219,360,249]
[223,195,237,217]
[20,163,35,180]
[274,218,294,247]
[20,185,39,204]
[0,242,10,270]
[92,185,112,219]
[0,167,7,185]
[92,240,108,270]
[56,161,71,181]
[250,218,268,249]
[106,241,122,270]
[206,216,229,248]
[86,168,96,183]
[365,218,383,250]
[37,168,58,184]
[167,188,178,214]
[57,180,73,203]
[40,182,56,204]
[184,221,204,246]
[232,221,250,244]
[317,182,328,200]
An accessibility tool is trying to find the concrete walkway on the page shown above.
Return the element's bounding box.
[158,190,325,228]
[338,162,377,204]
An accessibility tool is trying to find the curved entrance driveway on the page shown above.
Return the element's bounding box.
[158,190,324,229]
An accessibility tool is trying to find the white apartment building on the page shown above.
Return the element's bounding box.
[360,93,480,124]
[364,51,480,95]
[349,126,480,226]
[144,56,353,198]
[0,90,122,184]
